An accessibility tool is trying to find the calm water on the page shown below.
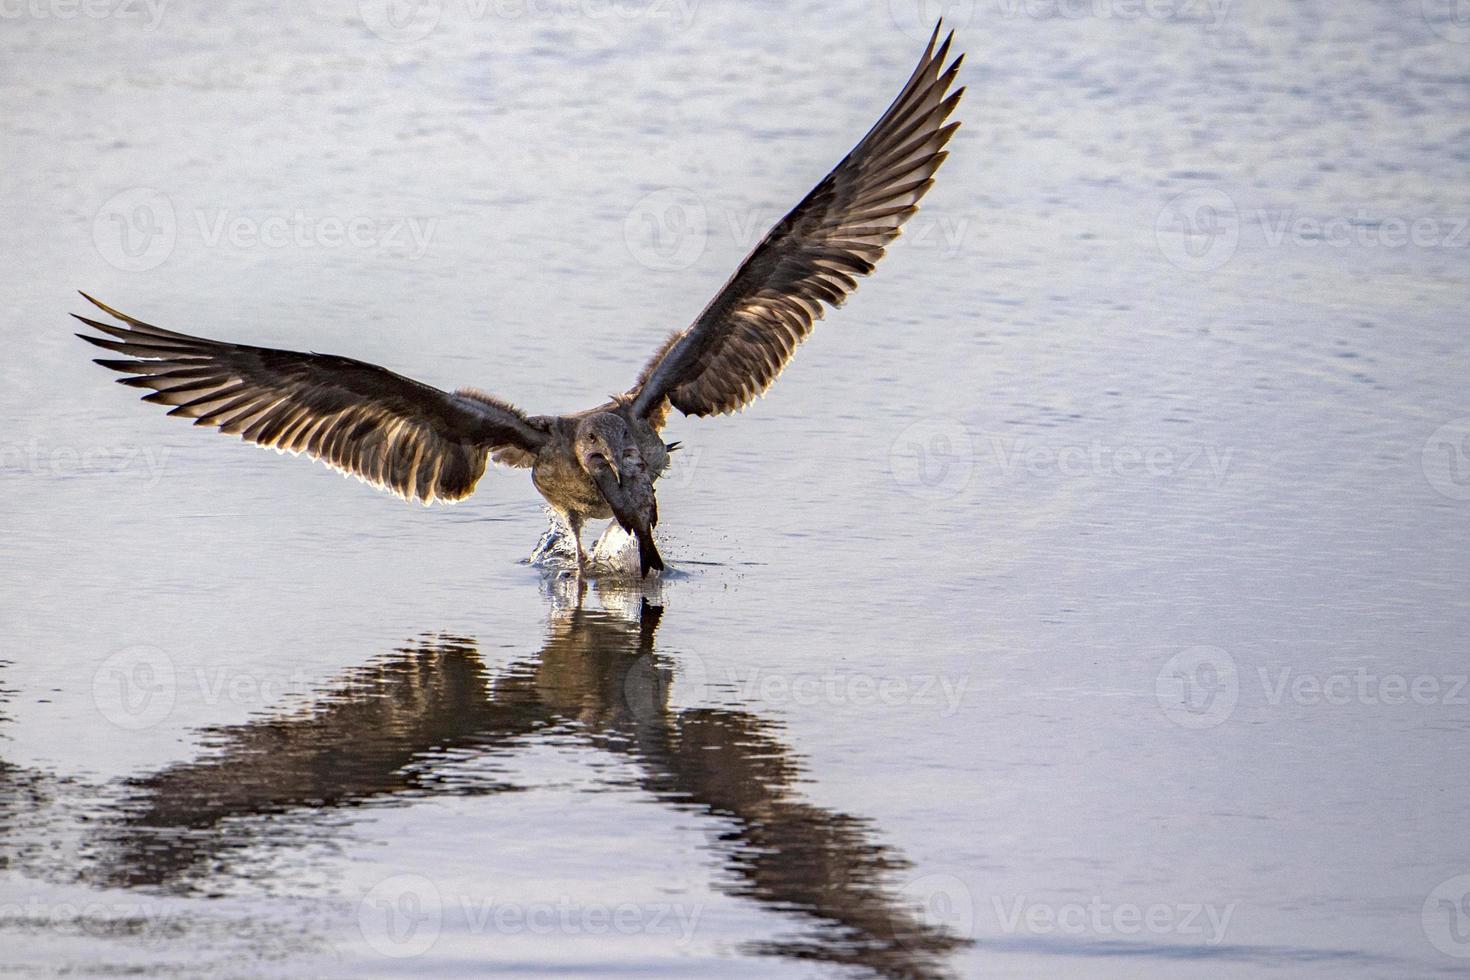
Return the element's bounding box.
[3,1,1469,976]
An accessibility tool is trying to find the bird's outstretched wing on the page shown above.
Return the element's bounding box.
[630,24,964,425]
[75,293,548,504]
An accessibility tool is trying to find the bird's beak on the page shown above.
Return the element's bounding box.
[590,453,620,486]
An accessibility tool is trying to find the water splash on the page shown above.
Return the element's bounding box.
[525,507,653,580]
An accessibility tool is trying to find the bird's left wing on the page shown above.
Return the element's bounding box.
[629,24,964,426]
[75,294,547,504]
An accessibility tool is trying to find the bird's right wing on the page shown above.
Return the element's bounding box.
[75,294,548,504]
[629,24,963,426]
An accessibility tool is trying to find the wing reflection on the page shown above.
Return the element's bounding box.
[86,590,967,977]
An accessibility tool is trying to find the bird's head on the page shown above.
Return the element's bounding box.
[575,413,631,484]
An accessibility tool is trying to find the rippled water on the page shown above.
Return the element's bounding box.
[3,1,1469,976]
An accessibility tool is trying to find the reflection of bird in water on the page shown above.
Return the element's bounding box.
[76,593,968,978]
[73,25,964,577]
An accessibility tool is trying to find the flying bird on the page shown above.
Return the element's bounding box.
[76,25,964,577]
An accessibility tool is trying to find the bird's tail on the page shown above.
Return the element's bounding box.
[586,457,664,577]
[635,525,665,577]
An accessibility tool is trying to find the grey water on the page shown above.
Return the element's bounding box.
[3,1,1469,976]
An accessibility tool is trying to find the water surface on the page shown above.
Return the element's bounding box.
[2,1,1468,976]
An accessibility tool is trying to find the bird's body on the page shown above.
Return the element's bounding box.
[528,405,671,522]
[530,405,670,572]
[75,25,965,578]
[531,421,619,523]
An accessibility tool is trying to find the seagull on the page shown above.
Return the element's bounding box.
[75,24,964,578]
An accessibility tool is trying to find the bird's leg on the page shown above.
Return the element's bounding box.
[567,512,586,575]
[529,524,560,564]
[530,507,585,573]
